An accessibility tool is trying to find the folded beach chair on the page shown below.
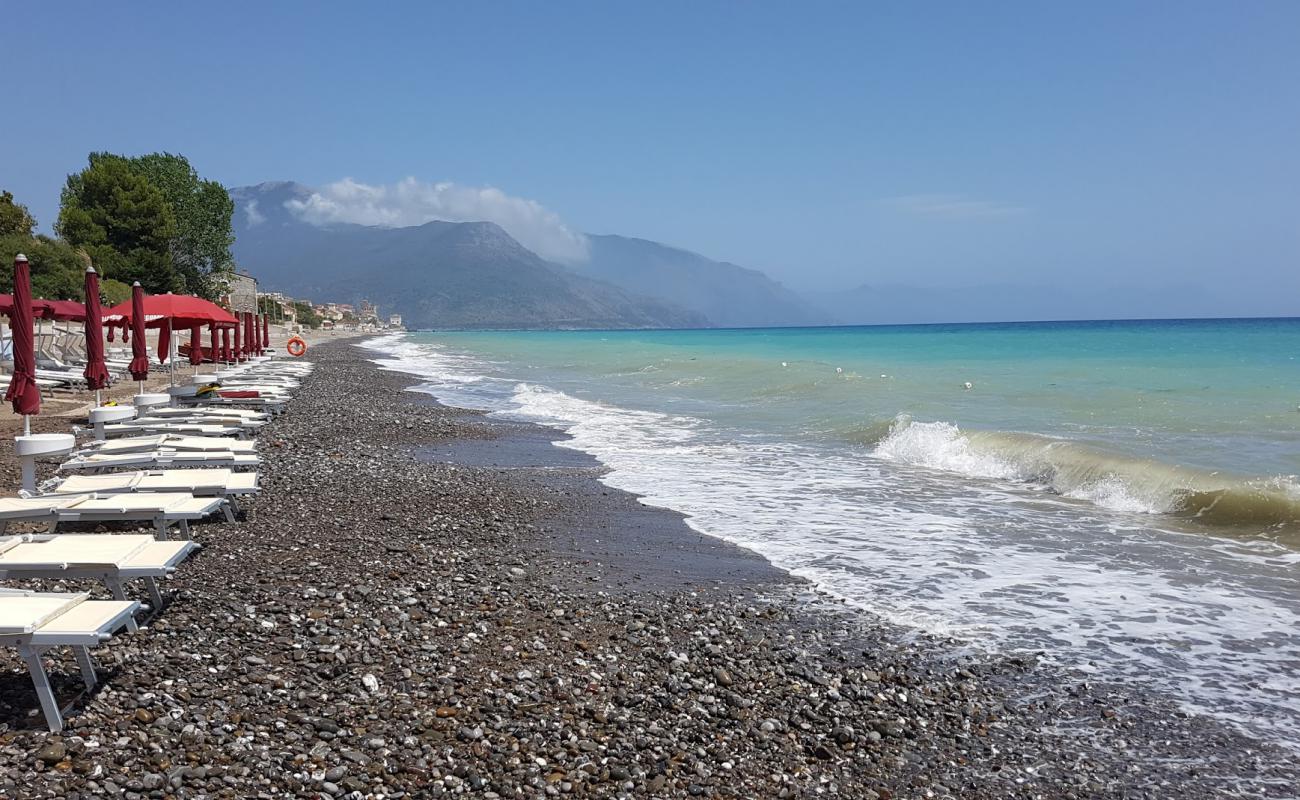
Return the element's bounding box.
[43,469,258,514]
[0,493,226,537]
[82,435,258,455]
[99,420,254,439]
[59,450,261,474]
[142,407,270,423]
[0,534,199,629]
[0,589,139,732]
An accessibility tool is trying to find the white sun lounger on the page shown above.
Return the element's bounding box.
[142,407,270,423]
[99,420,254,439]
[0,493,226,537]
[0,589,139,732]
[59,450,261,474]
[0,534,199,630]
[81,435,258,455]
[44,468,258,499]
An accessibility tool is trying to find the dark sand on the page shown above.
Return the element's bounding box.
[0,341,1293,799]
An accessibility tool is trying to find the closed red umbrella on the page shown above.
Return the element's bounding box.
[222,324,232,363]
[5,254,41,421]
[248,312,257,356]
[157,323,171,365]
[208,322,218,368]
[233,312,243,361]
[128,282,149,386]
[82,266,110,395]
[262,314,270,352]
[189,325,202,366]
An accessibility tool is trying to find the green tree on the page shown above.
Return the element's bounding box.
[127,153,235,299]
[100,278,132,306]
[56,153,180,292]
[292,300,322,329]
[0,190,37,238]
[0,233,87,300]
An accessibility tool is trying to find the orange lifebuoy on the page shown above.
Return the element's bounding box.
[286,336,307,357]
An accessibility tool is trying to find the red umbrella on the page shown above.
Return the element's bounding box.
[262,314,270,352]
[189,325,203,366]
[247,312,257,356]
[222,324,232,363]
[233,312,243,361]
[82,266,110,393]
[157,323,171,365]
[208,322,218,367]
[4,255,41,420]
[103,293,237,329]
[128,282,149,384]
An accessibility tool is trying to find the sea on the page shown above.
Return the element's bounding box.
[363,318,1300,747]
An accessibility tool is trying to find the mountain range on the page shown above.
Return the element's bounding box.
[229,182,824,330]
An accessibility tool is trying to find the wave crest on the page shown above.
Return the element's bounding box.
[871,417,1300,532]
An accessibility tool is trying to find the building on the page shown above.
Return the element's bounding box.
[388,314,403,328]
[222,271,258,313]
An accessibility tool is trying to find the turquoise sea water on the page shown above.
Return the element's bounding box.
[365,318,1300,746]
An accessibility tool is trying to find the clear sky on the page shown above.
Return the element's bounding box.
[5,1,1298,311]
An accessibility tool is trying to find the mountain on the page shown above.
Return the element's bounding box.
[229,183,705,330]
[575,235,830,328]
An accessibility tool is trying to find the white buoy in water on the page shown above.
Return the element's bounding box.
[964,381,973,390]
[781,361,788,367]
[881,374,888,379]
[835,367,843,374]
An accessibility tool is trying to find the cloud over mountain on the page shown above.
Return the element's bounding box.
[284,177,590,264]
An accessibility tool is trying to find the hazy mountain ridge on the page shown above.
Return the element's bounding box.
[230,181,833,330]
[229,182,706,329]
[576,235,829,328]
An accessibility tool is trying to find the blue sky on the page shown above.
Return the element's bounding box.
[4,1,1298,311]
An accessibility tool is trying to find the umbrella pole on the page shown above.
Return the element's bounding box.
[23,415,29,437]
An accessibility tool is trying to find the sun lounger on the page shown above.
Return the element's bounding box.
[142,407,270,422]
[0,589,139,732]
[0,534,199,629]
[0,493,226,537]
[81,435,258,455]
[59,450,261,474]
[99,420,253,439]
[43,469,258,514]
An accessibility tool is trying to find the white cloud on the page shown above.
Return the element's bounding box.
[243,199,265,227]
[885,193,1028,220]
[286,177,590,264]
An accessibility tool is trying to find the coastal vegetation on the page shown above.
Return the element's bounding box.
[1,151,235,301]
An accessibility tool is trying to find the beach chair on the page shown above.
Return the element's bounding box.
[0,493,226,537]
[0,589,139,732]
[80,435,258,455]
[42,469,258,514]
[59,450,261,474]
[98,420,254,439]
[0,534,199,630]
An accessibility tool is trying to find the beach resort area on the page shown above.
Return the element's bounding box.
[0,251,1293,798]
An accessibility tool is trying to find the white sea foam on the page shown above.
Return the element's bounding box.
[364,334,1300,749]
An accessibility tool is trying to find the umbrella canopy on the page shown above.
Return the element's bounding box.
[104,293,237,329]
[0,295,85,321]
[189,325,203,366]
[128,283,150,382]
[82,267,110,390]
[4,255,41,416]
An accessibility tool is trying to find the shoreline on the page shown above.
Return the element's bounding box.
[0,340,1293,798]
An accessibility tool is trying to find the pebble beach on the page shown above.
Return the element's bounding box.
[0,341,1294,799]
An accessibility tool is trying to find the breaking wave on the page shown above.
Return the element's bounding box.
[869,417,1300,535]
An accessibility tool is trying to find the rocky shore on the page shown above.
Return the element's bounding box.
[0,341,1294,799]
